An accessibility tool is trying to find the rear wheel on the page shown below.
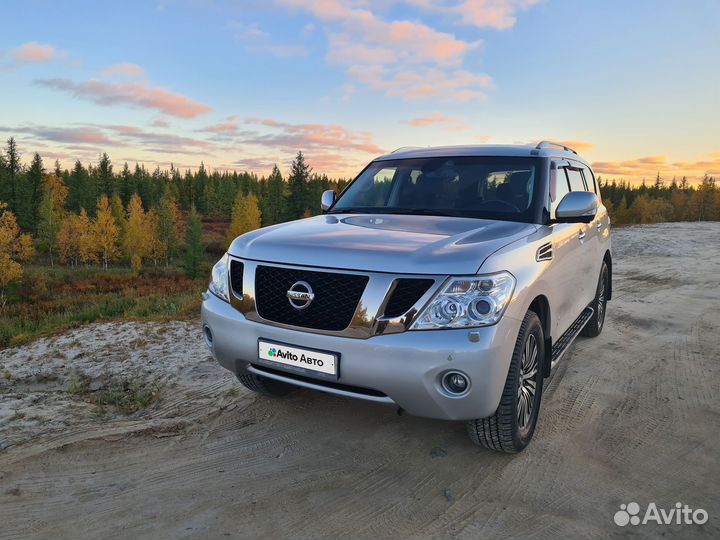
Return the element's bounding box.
[581,261,609,338]
[237,372,296,397]
[466,310,545,453]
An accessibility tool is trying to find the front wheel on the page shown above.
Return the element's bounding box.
[237,372,296,397]
[466,310,545,453]
[581,261,609,338]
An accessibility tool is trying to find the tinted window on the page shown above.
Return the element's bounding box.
[566,168,586,192]
[331,156,542,223]
[581,166,597,193]
[552,167,570,218]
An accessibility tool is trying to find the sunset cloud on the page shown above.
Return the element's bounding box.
[243,118,385,154]
[150,118,170,128]
[278,0,491,102]
[537,139,595,153]
[403,112,471,131]
[233,21,308,57]
[199,122,239,133]
[12,42,67,63]
[592,154,720,182]
[2,125,113,145]
[100,63,145,78]
[35,78,212,118]
[406,0,542,30]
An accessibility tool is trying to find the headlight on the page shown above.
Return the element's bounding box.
[410,271,516,330]
[208,253,230,302]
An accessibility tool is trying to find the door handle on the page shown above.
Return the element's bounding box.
[596,221,603,230]
[578,230,586,240]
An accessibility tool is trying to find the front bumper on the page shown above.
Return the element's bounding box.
[201,293,521,421]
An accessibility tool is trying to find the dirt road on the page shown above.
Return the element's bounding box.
[1,222,719,539]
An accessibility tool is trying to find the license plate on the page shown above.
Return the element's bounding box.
[258,339,338,377]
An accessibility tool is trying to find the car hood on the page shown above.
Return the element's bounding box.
[228,214,537,275]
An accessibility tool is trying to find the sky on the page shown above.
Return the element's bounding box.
[1,0,718,183]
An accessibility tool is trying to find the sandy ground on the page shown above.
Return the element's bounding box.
[1,222,719,539]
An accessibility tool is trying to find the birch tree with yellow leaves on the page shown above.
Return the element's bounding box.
[227,192,262,247]
[94,195,120,269]
[123,194,151,271]
[0,202,33,307]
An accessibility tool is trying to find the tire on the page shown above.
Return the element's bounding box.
[581,261,609,338]
[237,373,297,397]
[466,311,545,453]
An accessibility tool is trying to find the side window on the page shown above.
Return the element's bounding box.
[566,168,586,192]
[581,166,597,194]
[552,167,570,218]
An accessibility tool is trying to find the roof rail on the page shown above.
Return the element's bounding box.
[391,146,422,154]
[535,140,578,155]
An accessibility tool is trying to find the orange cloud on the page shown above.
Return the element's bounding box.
[243,117,385,155]
[200,122,239,133]
[35,78,212,118]
[540,139,595,153]
[403,112,471,131]
[280,0,489,102]
[350,66,493,102]
[592,154,720,183]
[401,0,540,29]
[150,118,170,128]
[13,42,67,63]
[100,63,145,78]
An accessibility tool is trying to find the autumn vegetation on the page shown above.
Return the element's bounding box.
[0,136,719,347]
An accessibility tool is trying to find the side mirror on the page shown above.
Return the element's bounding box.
[555,191,598,223]
[321,190,336,212]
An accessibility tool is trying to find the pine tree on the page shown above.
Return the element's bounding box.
[68,161,90,213]
[4,138,21,215]
[227,192,262,246]
[287,151,311,219]
[97,153,114,197]
[36,175,68,267]
[0,202,33,307]
[263,165,285,225]
[120,162,134,206]
[94,195,120,269]
[18,152,44,231]
[182,205,205,279]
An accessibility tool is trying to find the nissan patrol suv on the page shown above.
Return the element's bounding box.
[201,142,611,452]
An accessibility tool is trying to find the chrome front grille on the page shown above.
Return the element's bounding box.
[227,258,444,338]
[254,265,369,331]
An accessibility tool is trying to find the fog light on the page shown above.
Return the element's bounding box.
[442,371,469,395]
[203,325,213,348]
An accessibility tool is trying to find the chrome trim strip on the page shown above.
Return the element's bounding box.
[247,365,395,404]
[228,256,446,339]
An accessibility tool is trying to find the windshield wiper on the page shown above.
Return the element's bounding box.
[381,208,460,217]
[328,207,460,217]
[326,208,370,214]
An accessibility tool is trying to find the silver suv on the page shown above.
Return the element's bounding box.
[202,142,611,452]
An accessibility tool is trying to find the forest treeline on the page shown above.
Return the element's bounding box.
[1,136,719,302]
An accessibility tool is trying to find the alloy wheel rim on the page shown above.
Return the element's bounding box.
[598,269,607,328]
[517,333,538,429]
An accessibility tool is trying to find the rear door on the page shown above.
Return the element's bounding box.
[580,164,610,281]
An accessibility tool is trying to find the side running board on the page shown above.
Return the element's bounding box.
[548,306,594,373]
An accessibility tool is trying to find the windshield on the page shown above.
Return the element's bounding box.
[330,156,543,222]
